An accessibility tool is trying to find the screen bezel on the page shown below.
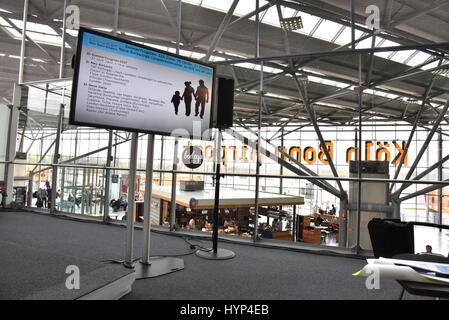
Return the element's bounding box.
[69,27,216,139]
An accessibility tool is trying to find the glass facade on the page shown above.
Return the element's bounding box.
[1,0,449,257]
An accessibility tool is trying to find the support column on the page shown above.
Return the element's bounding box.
[124,132,139,268]
[159,137,164,186]
[280,129,284,196]
[350,0,356,50]
[4,84,21,206]
[142,134,155,264]
[355,54,363,254]
[50,104,64,213]
[18,0,29,84]
[59,0,69,79]
[338,196,348,247]
[103,130,113,221]
[176,0,182,55]
[169,138,178,230]
[292,205,296,241]
[168,0,182,230]
[134,132,185,277]
[438,129,443,225]
[392,198,401,220]
[253,0,261,242]
[106,0,119,217]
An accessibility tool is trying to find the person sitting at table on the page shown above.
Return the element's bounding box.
[315,214,324,226]
[110,198,120,212]
[420,245,445,257]
[188,217,196,230]
[224,218,233,228]
[272,218,283,232]
[260,224,273,239]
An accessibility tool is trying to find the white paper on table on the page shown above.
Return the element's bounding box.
[354,262,449,285]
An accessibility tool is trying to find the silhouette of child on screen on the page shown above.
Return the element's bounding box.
[171,91,182,115]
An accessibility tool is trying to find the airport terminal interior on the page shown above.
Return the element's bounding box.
[1,0,449,301]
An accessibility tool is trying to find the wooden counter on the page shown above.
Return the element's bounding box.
[303,229,321,244]
[272,231,292,241]
[151,186,304,209]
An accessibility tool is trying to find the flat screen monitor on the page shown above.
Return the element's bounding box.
[70,28,216,138]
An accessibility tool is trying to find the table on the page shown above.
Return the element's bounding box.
[394,253,449,299]
[398,280,449,299]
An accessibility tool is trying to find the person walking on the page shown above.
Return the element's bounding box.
[0,187,7,208]
[42,188,48,208]
[36,188,44,208]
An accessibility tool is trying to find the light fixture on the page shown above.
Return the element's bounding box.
[432,68,449,78]
[280,16,303,31]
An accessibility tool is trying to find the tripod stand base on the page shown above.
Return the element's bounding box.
[195,248,235,260]
[133,257,184,279]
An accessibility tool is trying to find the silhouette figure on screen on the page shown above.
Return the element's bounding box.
[194,79,209,119]
[171,90,182,115]
[182,81,195,116]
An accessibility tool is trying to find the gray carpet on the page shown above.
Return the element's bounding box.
[0,210,428,300]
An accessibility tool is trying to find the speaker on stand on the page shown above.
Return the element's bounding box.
[196,77,236,260]
[214,77,234,129]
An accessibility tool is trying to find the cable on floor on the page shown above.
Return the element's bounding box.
[100,236,212,264]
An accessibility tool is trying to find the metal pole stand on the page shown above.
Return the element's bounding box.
[135,134,184,279]
[135,258,184,279]
[196,129,235,260]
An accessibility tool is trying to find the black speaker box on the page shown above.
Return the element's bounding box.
[215,77,234,129]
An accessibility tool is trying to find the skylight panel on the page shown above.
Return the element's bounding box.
[144,43,167,51]
[389,50,415,63]
[210,56,225,62]
[260,6,281,27]
[93,27,112,32]
[124,32,144,38]
[235,62,257,70]
[421,60,441,70]
[0,16,11,27]
[333,27,363,46]
[192,52,204,59]
[5,18,71,48]
[355,34,372,49]
[374,39,399,59]
[9,19,57,35]
[312,20,342,42]
[281,7,299,19]
[242,0,271,17]
[0,16,22,38]
[181,0,203,6]
[202,0,234,12]
[406,51,431,67]
[63,28,78,37]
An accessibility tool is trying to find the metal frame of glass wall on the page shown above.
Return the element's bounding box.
[2,0,449,256]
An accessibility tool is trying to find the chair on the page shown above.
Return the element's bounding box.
[368,218,449,299]
[368,218,414,258]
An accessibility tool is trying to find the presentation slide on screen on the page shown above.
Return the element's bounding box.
[73,31,214,136]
